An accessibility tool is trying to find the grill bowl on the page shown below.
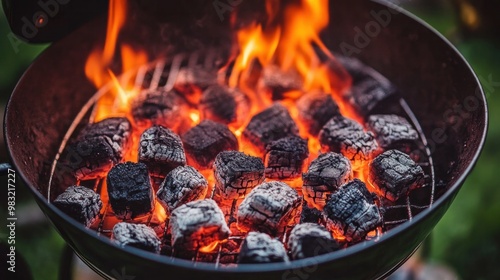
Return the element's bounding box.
[3,0,487,279]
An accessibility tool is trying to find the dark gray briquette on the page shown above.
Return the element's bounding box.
[112,222,161,253]
[68,117,131,180]
[170,199,231,251]
[302,152,353,210]
[199,84,249,127]
[366,114,419,152]
[53,186,102,227]
[264,136,309,180]
[242,103,299,155]
[238,232,289,264]
[319,116,378,170]
[181,120,238,170]
[156,166,208,213]
[131,89,186,132]
[323,179,382,242]
[297,91,341,136]
[287,223,340,260]
[214,151,265,200]
[107,162,154,219]
[368,150,425,202]
[300,200,323,224]
[139,125,186,177]
[237,181,302,236]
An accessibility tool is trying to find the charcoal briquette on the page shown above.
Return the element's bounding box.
[258,65,303,100]
[368,149,425,202]
[139,125,186,177]
[237,181,302,236]
[319,116,378,170]
[297,91,341,136]
[366,114,419,152]
[182,120,238,170]
[287,223,340,260]
[157,166,208,213]
[170,199,231,251]
[199,84,249,127]
[264,136,309,180]
[112,222,161,253]
[242,103,299,155]
[174,65,218,105]
[323,179,382,242]
[107,162,154,219]
[53,186,102,227]
[302,152,353,210]
[68,117,131,180]
[238,232,289,264]
[214,151,265,200]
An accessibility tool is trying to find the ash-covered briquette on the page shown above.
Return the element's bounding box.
[323,179,382,242]
[174,65,218,105]
[302,152,353,210]
[53,186,102,227]
[366,114,419,152]
[131,89,186,132]
[157,166,208,213]
[242,103,300,155]
[264,136,309,180]
[181,120,238,170]
[68,117,131,180]
[368,150,425,202]
[112,222,161,253]
[237,181,302,236]
[300,200,323,224]
[199,84,249,127]
[258,65,303,100]
[107,162,154,219]
[139,125,186,178]
[319,116,379,170]
[338,56,397,118]
[287,223,340,260]
[297,91,341,136]
[214,151,265,200]
[170,199,231,251]
[238,232,289,264]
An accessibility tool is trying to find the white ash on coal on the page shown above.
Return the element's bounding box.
[319,115,379,170]
[181,120,238,170]
[138,125,186,178]
[214,151,265,200]
[237,181,302,236]
[242,103,299,155]
[264,136,309,180]
[199,84,249,128]
[302,152,353,210]
[107,162,154,220]
[67,117,131,180]
[238,232,289,264]
[323,179,382,242]
[170,199,230,251]
[368,149,425,202]
[53,186,102,227]
[287,223,340,260]
[366,114,419,153]
[156,165,208,213]
[112,222,161,253]
[297,90,341,136]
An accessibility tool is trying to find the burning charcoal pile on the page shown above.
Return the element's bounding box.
[53,0,432,267]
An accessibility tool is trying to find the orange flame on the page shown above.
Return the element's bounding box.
[85,0,148,122]
[199,240,223,253]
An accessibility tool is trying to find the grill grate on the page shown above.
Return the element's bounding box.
[47,52,437,266]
